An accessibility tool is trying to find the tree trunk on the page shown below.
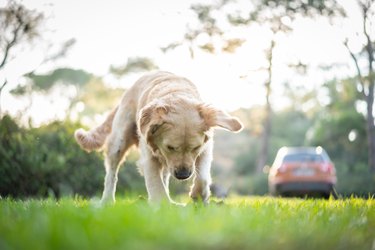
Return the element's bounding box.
[256,97,272,173]
[256,40,275,173]
[366,84,375,172]
[366,41,375,172]
[364,7,375,172]
[0,80,8,117]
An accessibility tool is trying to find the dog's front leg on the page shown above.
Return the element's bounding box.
[138,140,174,205]
[143,157,172,204]
[190,139,213,204]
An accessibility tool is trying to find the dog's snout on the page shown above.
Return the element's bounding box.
[174,167,192,180]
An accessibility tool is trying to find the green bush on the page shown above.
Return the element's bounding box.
[0,115,144,198]
[336,172,375,197]
[331,161,375,197]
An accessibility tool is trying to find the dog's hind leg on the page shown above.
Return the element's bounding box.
[101,110,137,204]
[190,139,214,204]
[74,107,118,152]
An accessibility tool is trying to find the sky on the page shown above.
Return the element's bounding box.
[0,0,367,125]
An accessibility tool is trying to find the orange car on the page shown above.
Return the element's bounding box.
[268,147,337,198]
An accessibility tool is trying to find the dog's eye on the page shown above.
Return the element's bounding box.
[167,145,177,152]
[193,146,201,151]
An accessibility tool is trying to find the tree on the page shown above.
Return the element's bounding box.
[0,0,43,115]
[342,0,375,172]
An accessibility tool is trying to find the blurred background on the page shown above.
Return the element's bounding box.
[0,0,374,199]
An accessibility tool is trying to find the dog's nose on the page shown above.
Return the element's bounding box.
[174,167,192,180]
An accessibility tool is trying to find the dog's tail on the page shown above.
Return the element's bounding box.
[74,107,118,152]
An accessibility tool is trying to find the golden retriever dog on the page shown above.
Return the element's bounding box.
[74,71,243,205]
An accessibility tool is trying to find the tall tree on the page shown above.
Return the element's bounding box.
[342,0,375,172]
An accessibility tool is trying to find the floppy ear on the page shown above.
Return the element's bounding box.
[138,101,170,153]
[139,101,170,136]
[198,104,243,132]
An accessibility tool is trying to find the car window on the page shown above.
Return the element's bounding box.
[283,153,324,163]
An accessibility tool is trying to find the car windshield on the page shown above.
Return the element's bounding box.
[283,153,324,163]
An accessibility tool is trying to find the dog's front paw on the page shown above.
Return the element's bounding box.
[89,197,114,208]
[170,201,186,207]
[148,197,186,207]
[100,197,115,206]
[190,185,210,205]
[191,196,210,206]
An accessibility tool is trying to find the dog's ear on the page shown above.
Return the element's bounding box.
[139,101,170,152]
[198,104,243,132]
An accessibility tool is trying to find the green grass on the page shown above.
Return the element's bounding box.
[0,196,374,250]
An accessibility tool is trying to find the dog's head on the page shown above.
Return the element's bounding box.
[138,99,243,180]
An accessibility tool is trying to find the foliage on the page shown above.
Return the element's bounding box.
[11,68,91,95]
[109,57,158,77]
[255,0,344,17]
[29,68,90,91]
[0,115,143,198]
[309,78,368,172]
[0,197,374,250]
[336,171,375,197]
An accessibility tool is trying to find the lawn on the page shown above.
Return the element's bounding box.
[0,196,374,250]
